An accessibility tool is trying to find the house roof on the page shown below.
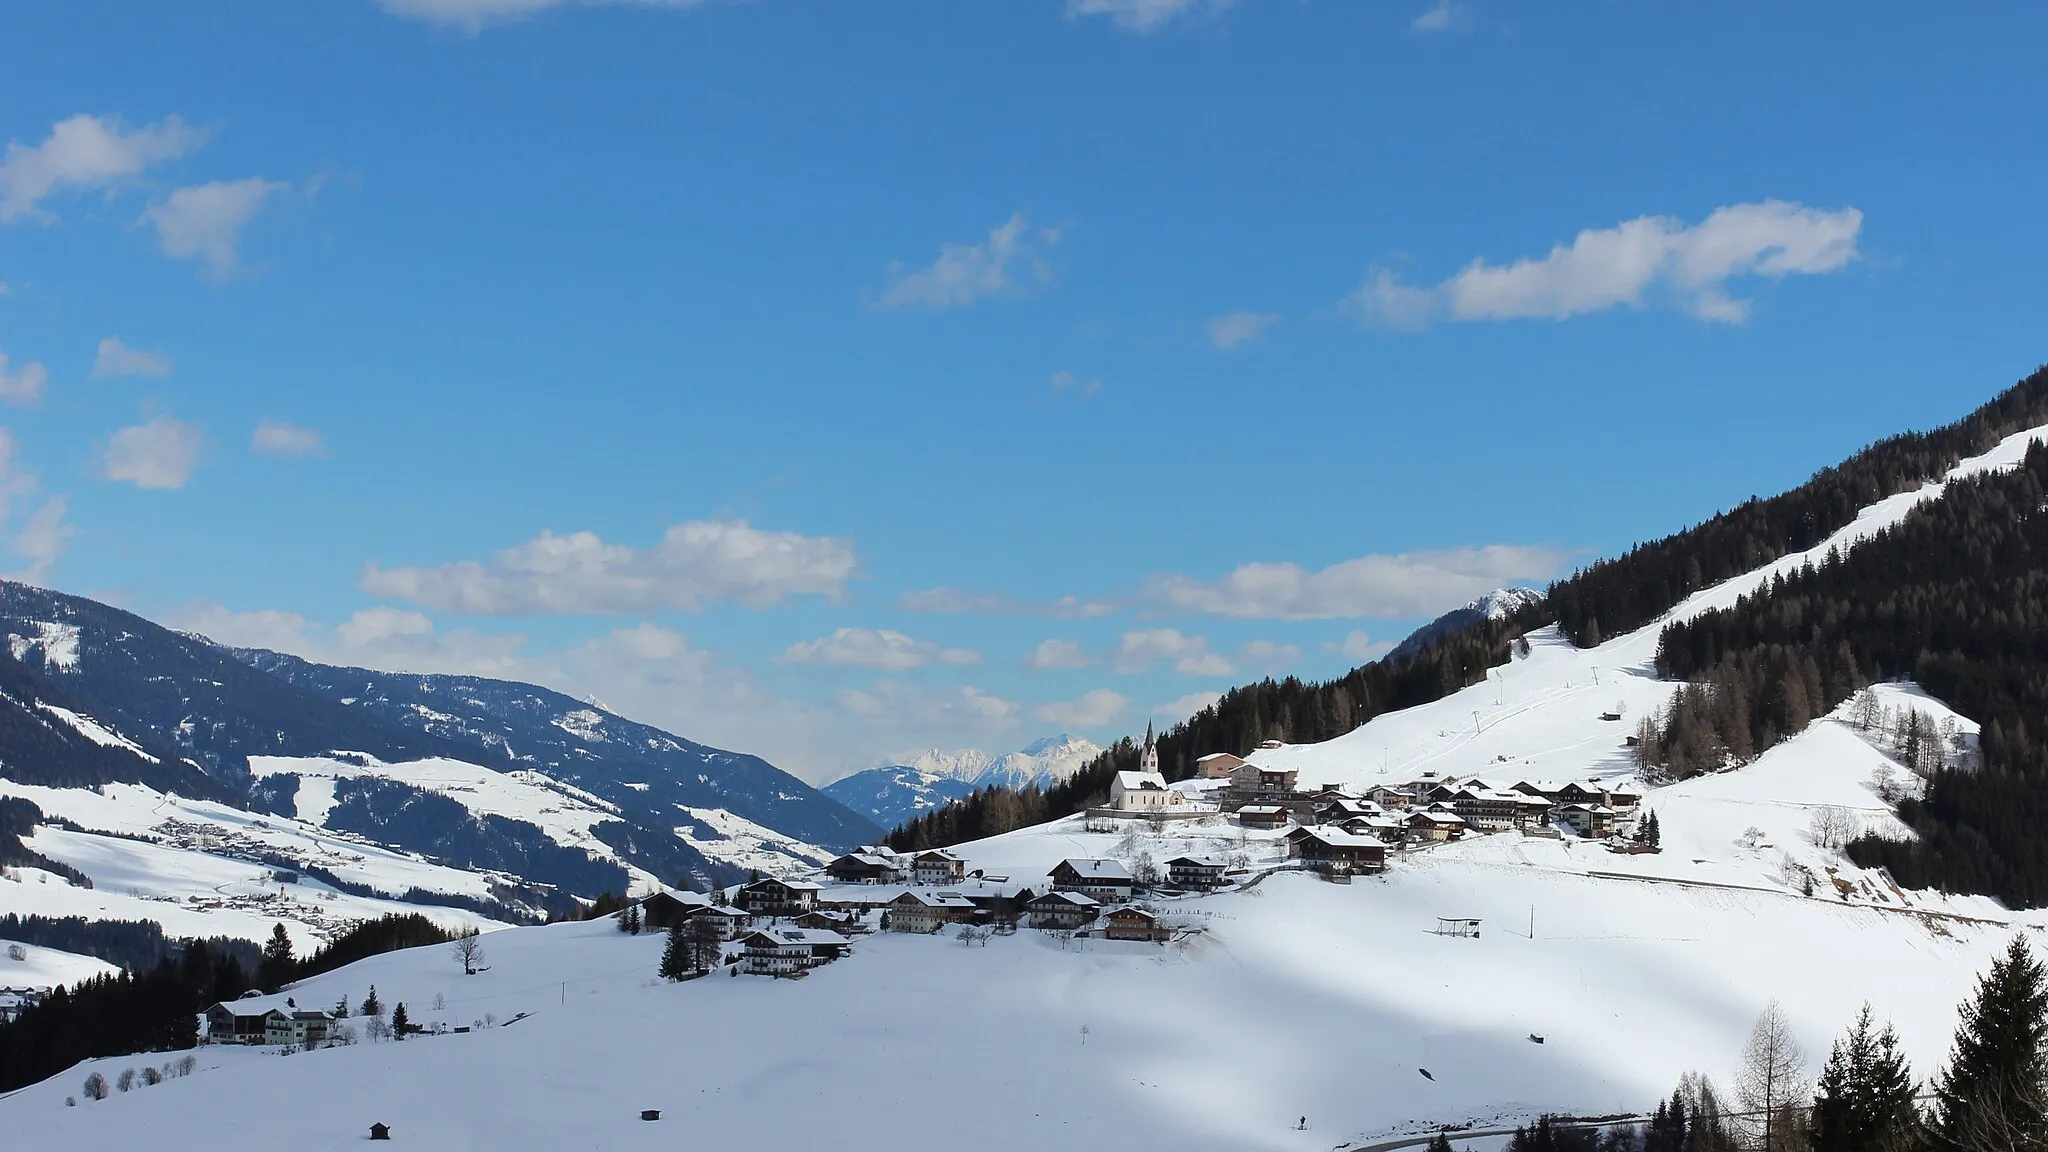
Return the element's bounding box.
[831,853,903,870]
[745,928,851,947]
[914,849,964,863]
[891,891,975,909]
[1104,907,1158,923]
[210,993,300,1019]
[744,877,824,892]
[1113,770,1169,791]
[1195,752,1245,766]
[1051,858,1133,882]
[1238,804,1286,815]
[1293,827,1387,849]
[1029,890,1100,908]
[1410,808,1465,824]
[1164,855,1225,868]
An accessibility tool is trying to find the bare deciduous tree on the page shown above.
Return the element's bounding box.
[1809,806,1860,851]
[1735,999,1810,1152]
[452,927,486,975]
[143,1066,163,1086]
[82,1072,107,1101]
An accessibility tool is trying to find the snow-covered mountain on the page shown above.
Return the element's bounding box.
[1384,586,1545,664]
[824,734,1103,830]
[0,581,869,933]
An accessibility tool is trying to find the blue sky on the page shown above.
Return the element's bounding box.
[1,0,2044,782]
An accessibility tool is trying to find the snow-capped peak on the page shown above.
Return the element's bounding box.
[1470,587,1545,620]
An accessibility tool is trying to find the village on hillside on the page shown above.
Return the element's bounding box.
[554,731,1653,987]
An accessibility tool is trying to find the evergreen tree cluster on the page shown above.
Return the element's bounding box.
[887,604,1547,850]
[1643,439,2048,906]
[0,912,458,1093]
[1550,366,2048,649]
[0,938,250,1093]
[0,914,261,975]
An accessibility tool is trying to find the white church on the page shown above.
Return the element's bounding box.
[1107,724,1185,812]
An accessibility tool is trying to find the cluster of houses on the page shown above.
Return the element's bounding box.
[0,985,43,1025]
[1211,761,1641,848]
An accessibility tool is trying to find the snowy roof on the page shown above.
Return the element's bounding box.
[1052,858,1133,881]
[210,994,300,1019]
[745,877,824,892]
[1029,890,1100,907]
[893,891,976,909]
[1410,809,1465,825]
[1238,805,1286,815]
[1293,827,1386,849]
[747,928,851,947]
[1113,770,1168,791]
[915,849,965,862]
[1194,752,1244,764]
[1165,855,1226,868]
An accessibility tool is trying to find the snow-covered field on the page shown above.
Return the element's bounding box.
[0,937,119,990]
[5,425,2044,1144]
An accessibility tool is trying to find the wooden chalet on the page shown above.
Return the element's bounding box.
[738,928,851,977]
[1099,907,1173,944]
[1406,807,1466,841]
[885,890,977,933]
[1048,858,1135,901]
[735,877,823,917]
[911,850,968,886]
[825,852,908,885]
[1164,855,1229,889]
[1194,752,1246,779]
[1285,827,1388,873]
[1025,890,1100,930]
[1236,804,1289,829]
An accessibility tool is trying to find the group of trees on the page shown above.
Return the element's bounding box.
[0,913,458,1093]
[1415,937,2046,1152]
[1550,366,2048,649]
[657,919,724,980]
[0,913,260,975]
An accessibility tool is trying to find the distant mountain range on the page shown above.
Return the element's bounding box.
[0,581,880,917]
[824,734,1101,831]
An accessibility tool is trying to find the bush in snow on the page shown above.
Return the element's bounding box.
[82,1072,107,1101]
[5,943,24,961]
[174,1055,197,1077]
[143,1067,163,1086]
[115,1068,135,1093]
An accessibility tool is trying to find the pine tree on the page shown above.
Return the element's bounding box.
[361,985,381,1017]
[658,921,688,981]
[1811,1004,1918,1152]
[333,994,349,1019]
[257,923,295,989]
[620,903,641,935]
[1931,936,2048,1151]
[1428,1133,1455,1152]
[390,1002,409,1040]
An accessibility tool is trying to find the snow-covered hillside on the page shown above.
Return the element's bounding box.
[8,425,2044,1149]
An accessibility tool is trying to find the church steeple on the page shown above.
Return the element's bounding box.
[1139,721,1159,775]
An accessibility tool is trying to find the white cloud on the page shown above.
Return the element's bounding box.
[1023,638,1092,671]
[92,337,172,378]
[1410,0,1470,33]
[142,178,288,276]
[175,603,529,677]
[1049,369,1102,399]
[1033,688,1130,729]
[1154,689,1223,724]
[898,586,1117,618]
[0,114,205,224]
[1144,544,1573,620]
[378,0,709,31]
[1237,639,1301,670]
[1349,201,1863,327]
[1327,629,1392,663]
[874,213,1054,311]
[1208,310,1277,350]
[838,679,1020,729]
[1110,628,1230,675]
[0,430,70,582]
[251,418,325,458]
[359,519,859,616]
[103,415,203,490]
[0,351,48,406]
[777,627,980,671]
[1066,0,1230,33]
